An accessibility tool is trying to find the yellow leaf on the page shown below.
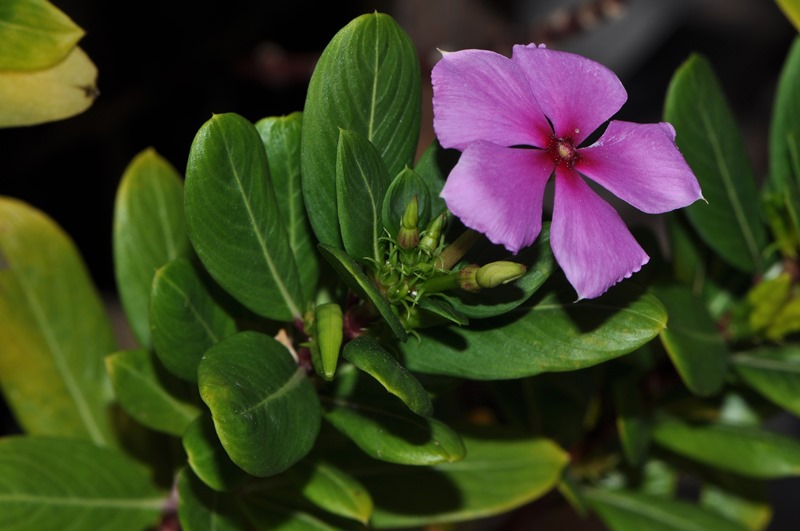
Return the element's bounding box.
[0,0,84,70]
[777,0,800,31]
[0,46,97,128]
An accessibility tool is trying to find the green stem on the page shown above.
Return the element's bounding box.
[438,229,481,270]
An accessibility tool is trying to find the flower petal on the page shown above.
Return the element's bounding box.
[441,141,553,253]
[512,44,626,145]
[432,49,552,151]
[576,121,703,214]
[551,168,649,300]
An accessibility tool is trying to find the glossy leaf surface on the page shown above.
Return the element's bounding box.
[336,129,390,263]
[664,54,767,272]
[382,166,431,239]
[255,112,319,300]
[105,349,200,436]
[183,414,249,492]
[323,396,464,466]
[0,198,115,444]
[150,257,236,382]
[289,460,373,524]
[0,437,163,531]
[0,46,96,127]
[401,282,667,379]
[198,332,321,477]
[113,148,189,348]
[342,336,433,417]
[363,435,568,528]
[301,12,421,246]
[185,113,305,321]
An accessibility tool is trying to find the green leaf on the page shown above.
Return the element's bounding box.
[301,12,421,247]
[653,285,727,396]
[400,282,667,379]
[255,113,319,300]
[417,298,468,326]
[585,487,747,531]
[0,45,97,127]
[0,197,115,444]
[437,224,556,319]
[667,215,707,294]
[322,396,465,466]
[777,0,800,30]
[0,437,163,531]
[732,346,800,416]
[614,375,650,466]
[177,468,245,531]
[288,460,373,524]
[178,468,362,531]
[318,243,407,341]
[342,336,433,417]
[746,273,793,334]
[700,476,772,531]
[0,0,84,71]
[382,166,431,240]
[113,148,190,348]
[183,414,249,492]
[770,36,800,192]
[185,112,305,321]
[198,331,321,477]
[652,418,800,478]
[150,257,237,382]
[105,349,200,436]
[664,54,767,272]
[413,141,447,219]
[336,129,391,263]
[765,295,800,340]
[360,435,569,528]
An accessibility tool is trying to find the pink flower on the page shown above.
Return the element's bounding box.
[432,44,703,299]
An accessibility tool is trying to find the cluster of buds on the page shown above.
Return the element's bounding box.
[303,196,528,380]
[375,196,527,321]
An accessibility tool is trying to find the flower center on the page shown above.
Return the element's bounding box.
[547,135,580,169]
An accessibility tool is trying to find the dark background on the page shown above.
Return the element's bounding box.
[1,1,798,529]
[1,0,795,294]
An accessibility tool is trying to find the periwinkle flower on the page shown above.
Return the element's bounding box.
[432,44,703,299]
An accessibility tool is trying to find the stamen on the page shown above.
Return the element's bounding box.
[547,135,580,169]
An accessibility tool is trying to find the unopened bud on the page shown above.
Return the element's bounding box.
[458,264,480,293]
[476,261,527,288]
[397,196,420,249]
[419,213,446,254]
[314,302,343,381]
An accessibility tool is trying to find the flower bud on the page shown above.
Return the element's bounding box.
[397,196,420,250]
[419,213,446,254]
[458,264,481,292]
[314,302,343,381]
[476,261,527,288]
